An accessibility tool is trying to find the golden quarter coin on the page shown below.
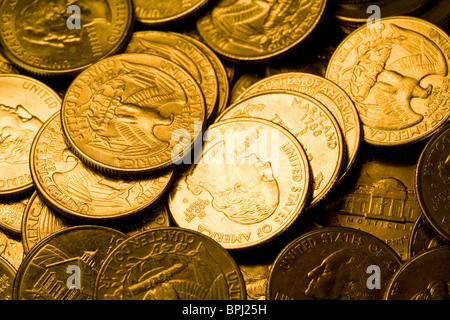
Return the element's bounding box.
[326,16,450,146]
[61,53,206,177]
[0,195,30,236]
[168,118,311,250]
[267,227,402,300]
[0,0,134,77]
[124,31,219,122]
[94,227,246,300]
[0,255,16,300]
[21,191,73,254]
[30,112,174,223]
[13,225,129,300]
[236,72,361,185]
[216,91,345,208]
[196,0,328,63]
[0,74,60,199]
[133,0,211,27]
[416,123,450,242]
[385,246,450,300]
[229,71,265,104]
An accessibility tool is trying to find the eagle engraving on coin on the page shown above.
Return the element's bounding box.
[108,243,231,300]
[52,149,145,208]
[340,24,447,131]
[0,104,43,164]
[211,0,311,54]
[185,149,280,225]
[79,61,177,157]
[17,0,112,48]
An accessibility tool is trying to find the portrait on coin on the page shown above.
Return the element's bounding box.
[186,142,280,225]
[305,248,377,300]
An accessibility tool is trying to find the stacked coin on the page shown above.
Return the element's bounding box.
[0,0,447,302]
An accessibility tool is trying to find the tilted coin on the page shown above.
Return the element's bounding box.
[125,31,219,121]
[408,215,448,259]
[0,195,29,236]
[95,227,246,300]
[229,72,265,104]
[0,228,23,271]
[237,72,361,185]
[13,225,128,300]
[267,227,402,300]
[0,51,18,74]
[335,0,434,28]
[111,201,172,236]
[169,118,311,249]
[61,53,206,177]
[0,0,134,76]
[416,123,450,242]
[326,17,450,146]
[326,143,424,261]
[196,0,328,62]
[21,192,73,254]
[0,255,16,300]
[31,112,174,222]
[0,75,60,199]
[176,33,231,119]
[216,91,345,208]
[385,246,450,300]
[133,0,211,27]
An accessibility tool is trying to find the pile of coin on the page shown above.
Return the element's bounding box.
[0,0,448,301]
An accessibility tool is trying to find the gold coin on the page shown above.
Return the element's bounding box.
[168,118,311,250]
[0,228,23,271]
[216,91,345,208]
[61,53,206,177]
[229,72,265,105]
[237,72,361,185]
[13,225,128,300]
[196,0,328,62]
[0,50,18,74]
[385,246,450,300]
[0,195,29,236]
[95,227,246,300]
[0,0,134,76]
[267,227,402,300]
[0,75,60,199]
[30,112,174,222]
[0,255,15,300]
[326,17,450,146]
[133,0,211,26]
[125,31,219,121]
[21,191,73,254]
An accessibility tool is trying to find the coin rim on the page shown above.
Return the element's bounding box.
[415,123,450,242]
